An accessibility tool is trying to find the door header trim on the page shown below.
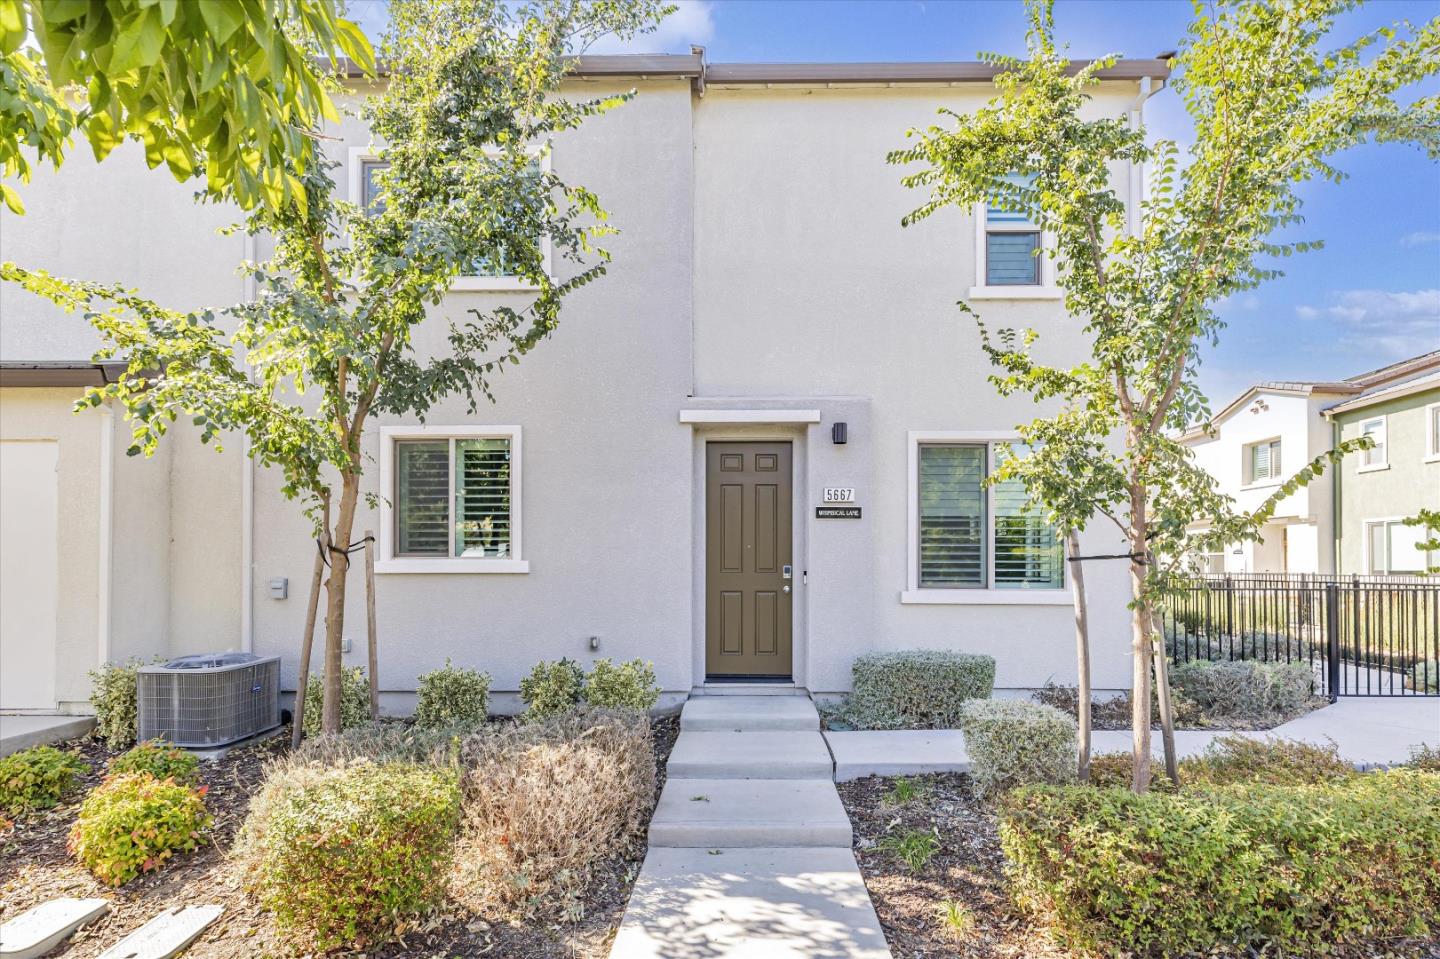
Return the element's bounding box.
[680,409,821,425]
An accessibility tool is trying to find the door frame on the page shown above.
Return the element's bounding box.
[690,424,809,687]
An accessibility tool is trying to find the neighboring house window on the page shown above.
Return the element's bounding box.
[1366,518,1431,574]
[916,442,1063,590]
[1426,403,1440,462]
[377,426,527,573]
[984,175,1042,286]
[1359,415,1387,469]
[1246,438,1281,484]
[361,159,388,214]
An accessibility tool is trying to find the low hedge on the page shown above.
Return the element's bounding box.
[235,761,461,950]
[1407,659,1439,693]
[1001,770,1440,956]
[844,650,995,729]
[519,658,585,721]
[958,699,1075,799]
[1088,736,1353,791]
[68,773,210,886]
[583,658,660,712]
[415,660,491,730]
[0,745,88,816]
[1170,659,1313,721]
[301,666,372,738]
[108,739,201,785]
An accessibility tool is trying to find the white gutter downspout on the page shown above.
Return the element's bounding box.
[97,399,115,665]
[1126,76,1165,236]
[240,232,258,652]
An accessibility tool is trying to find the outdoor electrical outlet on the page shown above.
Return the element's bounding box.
[589,635,600,651]
[341,637,352,654]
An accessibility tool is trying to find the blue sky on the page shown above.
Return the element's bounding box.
[348,0,1440,407]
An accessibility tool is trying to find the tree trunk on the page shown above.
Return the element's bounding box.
[1151,607,1180,785]
[291,492,330,748]
[1066,530,1092,782]
[1128,492,1153,792]
[322,473,361,734]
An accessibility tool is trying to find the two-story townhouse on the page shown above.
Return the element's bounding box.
[0,53,1170,716]
[1179,351,1440,575]
[1324,357,1440,575]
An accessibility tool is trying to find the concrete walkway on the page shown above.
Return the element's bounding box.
[610,695,889,959]
[827,697,1440,780]
[0,715,95,758]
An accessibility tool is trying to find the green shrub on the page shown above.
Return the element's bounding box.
[959,699,1075,799]
[1032,681,1205,730]
[844,650,995,729]
[0,745,89,816]
[1183,735,1352,786]
[1403,743,1440,772]
[453,706,655,919]
[89,658,151,748]
[295,721,467,768]
[1087,752,1178,792]
[1001,770,1440,956]
[1407,659,1439,693]
[68,773,210,886]
[415,660,491,729]
[1170,659,1313,721]
[301,665,372,738]
[235,761,460,950]
[1164,628,1310,664]
[583,658,660,712]
[519,658,585,720]
[108,739,200,785]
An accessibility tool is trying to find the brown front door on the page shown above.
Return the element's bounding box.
[706,442,793,679]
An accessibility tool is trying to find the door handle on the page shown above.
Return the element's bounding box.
[782,585,791,594]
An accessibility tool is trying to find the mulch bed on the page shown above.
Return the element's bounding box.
[839,772,1440,959]
[1,713,679,958]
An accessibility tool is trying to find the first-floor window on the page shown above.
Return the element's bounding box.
[917,442,1063,589]
[394,433,515,560]
[1366,518,1431,574]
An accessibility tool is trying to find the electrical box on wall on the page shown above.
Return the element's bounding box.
[268,577,288,600]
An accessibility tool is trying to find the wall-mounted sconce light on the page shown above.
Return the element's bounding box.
[831,422,848,445]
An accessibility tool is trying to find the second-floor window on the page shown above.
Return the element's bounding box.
[984,176,1042,286]
[360,158,388,215]
[1246,438,1281,484]
[1360,416,1388,469]
[1426,403,1439,462]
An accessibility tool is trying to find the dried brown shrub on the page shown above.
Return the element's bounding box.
[451,706,655,919]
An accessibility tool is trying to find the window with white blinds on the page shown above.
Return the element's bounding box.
[1246,438,1281,484]
[389,430,519,564]
[984,173,1042,286]
[916,442,1063,591]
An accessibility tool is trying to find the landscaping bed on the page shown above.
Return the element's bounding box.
[0,714,678,958]
[840,770,1440,959]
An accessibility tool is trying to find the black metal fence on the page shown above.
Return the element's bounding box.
[1162,573,1440,699]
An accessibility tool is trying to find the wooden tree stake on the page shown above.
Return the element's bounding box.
[365,528,379,720]
[292,493,330,749]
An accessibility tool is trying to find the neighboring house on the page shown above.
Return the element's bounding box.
[1324,363,1440,575]
[1179,352,1440,575]
[0,53,1170,716]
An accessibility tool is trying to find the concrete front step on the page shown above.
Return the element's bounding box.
[681,695,820,732]
[666,730,834,780]
[610,846,890,959]
[649,778,852,848]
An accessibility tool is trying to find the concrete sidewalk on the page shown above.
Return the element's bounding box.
[611,695,888,958]
[0,715,95,758]
[826,697,1440,780]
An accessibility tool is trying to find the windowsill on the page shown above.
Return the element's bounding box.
[450,275,542,293]
[966,285,1063,301]
[1356,463,1390,474]
[1424,454,1440,464]
[375,558,530,574]
[1240,479,1282,492]
[900,589,1071,606]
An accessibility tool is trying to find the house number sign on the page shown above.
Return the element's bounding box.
[822,487,856,503]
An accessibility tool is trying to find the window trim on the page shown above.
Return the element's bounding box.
[967,201,1062,301]
[1357,415,1389,472]
[346,145,553,294]
[902,430,1070,605]
[376,424,528,574]
[1425,402,1440,463]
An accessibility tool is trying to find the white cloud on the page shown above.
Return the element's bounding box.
[584,0,715,54]
[1294,289,1440,359]
[1400,231,1440,247]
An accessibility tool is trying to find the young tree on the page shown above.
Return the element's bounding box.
[5,0,666,733]
[0,0,373,214]
[893,0,1437,789]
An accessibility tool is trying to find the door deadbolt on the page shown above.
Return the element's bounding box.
[782,565,793,579]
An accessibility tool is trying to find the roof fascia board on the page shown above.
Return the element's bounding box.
[1323,377,1440,417]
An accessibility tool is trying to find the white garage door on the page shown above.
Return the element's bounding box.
[1,440,59,710]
